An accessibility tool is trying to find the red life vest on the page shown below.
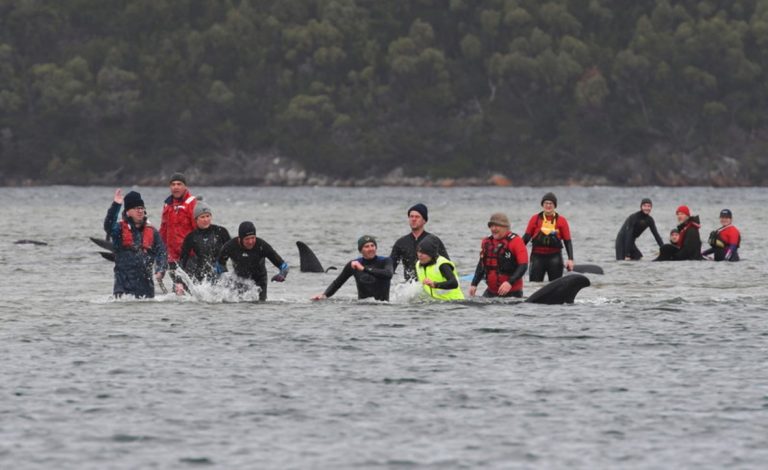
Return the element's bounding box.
[481,233,519,293]
[120,220,155,252]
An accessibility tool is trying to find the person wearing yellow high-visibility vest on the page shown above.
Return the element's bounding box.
[416,236,464,300]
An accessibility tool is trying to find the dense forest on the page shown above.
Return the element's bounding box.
[2,0,768,185]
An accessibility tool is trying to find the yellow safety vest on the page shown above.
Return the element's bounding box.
[416,256,465,301]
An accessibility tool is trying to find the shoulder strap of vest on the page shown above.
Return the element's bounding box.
[185,195,196,204]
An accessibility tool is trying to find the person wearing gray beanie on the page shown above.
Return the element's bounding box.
[177,201,231,288]
[390,203,450,281]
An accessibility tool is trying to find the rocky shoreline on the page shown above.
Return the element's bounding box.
[2,152,764,187]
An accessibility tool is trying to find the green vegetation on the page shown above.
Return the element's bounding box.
[2,0,768,184]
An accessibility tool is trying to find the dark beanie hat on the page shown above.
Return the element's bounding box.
[357,235,377,252]
[238,221,256,239]
[541,192,557,208]
[169,172,187,184]
[417,235,440,259]
[408,203,428,222]
[719,208,733,218]
[641,198,652,206]
[123,191,145,211]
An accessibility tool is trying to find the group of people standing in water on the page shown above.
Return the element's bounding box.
[103,173,742,300]
[615,199,741,262]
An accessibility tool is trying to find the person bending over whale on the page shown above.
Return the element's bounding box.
[177,201,231,290]
[390,203,449,281]
[656,206,702,261]
[415,236,464,301]
[470,213,528,298]
[523,192,574,282]
[104,189,167,298]
[312,236,393,301]
[702,209,741,261]
[615,198,664,260]
[217,222,288,300]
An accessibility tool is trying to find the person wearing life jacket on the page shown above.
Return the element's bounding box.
[702,209,741,261]
[522,192,574,282]
[390,203,450,281]
[469,213,528,298]
[217,221,288,301]
[159,172,197,274]
[415,235,464,301]
[615,198,664,260]
[312,235,393,301]
[669,205,703,261]
[103,189,167,298]
[178,201,231,289]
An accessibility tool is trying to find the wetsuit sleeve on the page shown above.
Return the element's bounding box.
[217,241,232,272]
[152,228,168,273]
[564,240,574,260]
[104,202,121,240]
[323,262,355,298]
[179,233,194,270]
[220,227,232,243]
[522,215,538,244]
[437,238,450,260]
[471,259,485,287]
[559,217,573,260]
[261,241,286,269]
[389,241,402,273]
[701,247,714,257]
[365,257,393,279]
[433,263,458,290]
[648,217,664,247]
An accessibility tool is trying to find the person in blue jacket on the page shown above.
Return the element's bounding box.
[104,189,168,298]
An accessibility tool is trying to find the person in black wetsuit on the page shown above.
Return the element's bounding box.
[217,221,288,300]
[177,202,231,288]
[615,198,664,260]
[390,203,449,281]
[312,235,393,301]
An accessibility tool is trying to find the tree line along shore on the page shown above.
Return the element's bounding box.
[2,1,768,186]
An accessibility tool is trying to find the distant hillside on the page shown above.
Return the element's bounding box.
[1,0,768,185]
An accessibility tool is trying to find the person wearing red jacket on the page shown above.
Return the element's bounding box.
[702,209,741,261]
[522,192,574,282]
[470,212,528,298]
[160,172,198,273]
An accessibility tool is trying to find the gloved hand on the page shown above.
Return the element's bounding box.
[271,273,286,282]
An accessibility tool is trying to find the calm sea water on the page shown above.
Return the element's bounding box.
[1,186,767,469]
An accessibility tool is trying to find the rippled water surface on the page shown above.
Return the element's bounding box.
[1,186,767,469]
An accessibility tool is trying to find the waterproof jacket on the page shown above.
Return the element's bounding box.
[673,216,703,261]
[104,202,168,298]
[160,191,197,263]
